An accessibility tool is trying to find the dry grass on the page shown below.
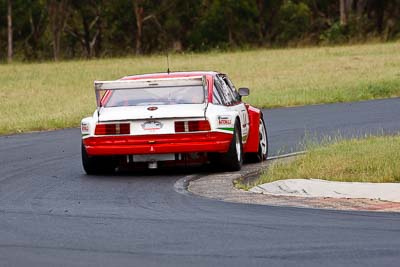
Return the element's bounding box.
[1,42,400,134]
[248,135,400,188]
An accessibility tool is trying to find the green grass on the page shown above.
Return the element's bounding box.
[241,135,400,189]
[1,42,400,134]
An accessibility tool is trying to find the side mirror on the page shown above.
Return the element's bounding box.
[238,87,250,97]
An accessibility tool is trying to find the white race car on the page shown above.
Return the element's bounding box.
[81,71,268,174]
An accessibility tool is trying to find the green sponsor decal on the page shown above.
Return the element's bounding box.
[218,127,234,132]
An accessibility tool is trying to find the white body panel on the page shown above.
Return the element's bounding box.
[98,104,206,122]
[206,103,249,143]
[82,102,249,144]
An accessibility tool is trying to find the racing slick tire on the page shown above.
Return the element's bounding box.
[81,142,116,175]
[245,117,268,163]
[210,120,243,171]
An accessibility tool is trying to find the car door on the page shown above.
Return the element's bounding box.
[216,74,250,143]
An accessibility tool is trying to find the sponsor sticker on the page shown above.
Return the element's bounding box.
[218,116,232,125]
[81,123,89,133]
[141,120,163,130]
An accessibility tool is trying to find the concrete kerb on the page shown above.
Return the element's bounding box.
[174,152,400,212]
[174,152,306,196]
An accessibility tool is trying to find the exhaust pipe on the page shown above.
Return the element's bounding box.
[148,161,158,169]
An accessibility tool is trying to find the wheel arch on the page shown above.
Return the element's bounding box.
[243,106,262,153]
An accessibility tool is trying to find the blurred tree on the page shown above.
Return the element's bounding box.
[47,0,69,61]
[189,0,258,50]
[133,0,144,54]
[274,0,312,44]
[25,0,48,60]
[162,0,202,51]
[340,0,352,26]
[0,0,399,61]
[67,0,102,58]
[7,0,12,62]
[256,0,267,42]
[132,0,176,54]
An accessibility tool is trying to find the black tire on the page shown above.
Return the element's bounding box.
[210,120,243,171]
[81,142,116,175]
[245,117,268,163]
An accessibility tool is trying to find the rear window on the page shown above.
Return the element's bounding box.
[104,85,205,107]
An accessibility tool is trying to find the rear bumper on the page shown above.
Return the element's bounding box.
[83,132,232,156]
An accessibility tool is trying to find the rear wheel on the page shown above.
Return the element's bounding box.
[210,120,243,171]
[81,142,116,175]
[246,117,268,163]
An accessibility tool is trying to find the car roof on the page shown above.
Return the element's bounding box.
[121,71,221,80]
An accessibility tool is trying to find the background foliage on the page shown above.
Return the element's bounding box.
[1,0,400,61]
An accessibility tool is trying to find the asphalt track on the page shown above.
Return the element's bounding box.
[1,98,400,267]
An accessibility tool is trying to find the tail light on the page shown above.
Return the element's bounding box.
[95,123,130,135]
[175,120,211,132]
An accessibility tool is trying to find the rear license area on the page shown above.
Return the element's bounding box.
[129,154,176,162]
[131,119,175,135]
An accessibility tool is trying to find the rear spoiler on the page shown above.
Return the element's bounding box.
[94,76,207,109]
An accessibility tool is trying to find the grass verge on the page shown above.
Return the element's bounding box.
[238,135,400,190]
[1,42,400,134]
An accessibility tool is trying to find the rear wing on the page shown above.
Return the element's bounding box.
[94,76,207,109]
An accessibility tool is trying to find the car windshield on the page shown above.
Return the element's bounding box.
[103,85,205,107]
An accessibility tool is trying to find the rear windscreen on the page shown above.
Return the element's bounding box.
[104,85,205,107]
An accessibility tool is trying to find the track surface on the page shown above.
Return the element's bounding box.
[1,98,400,266]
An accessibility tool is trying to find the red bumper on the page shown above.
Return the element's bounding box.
[83,132,232,156]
